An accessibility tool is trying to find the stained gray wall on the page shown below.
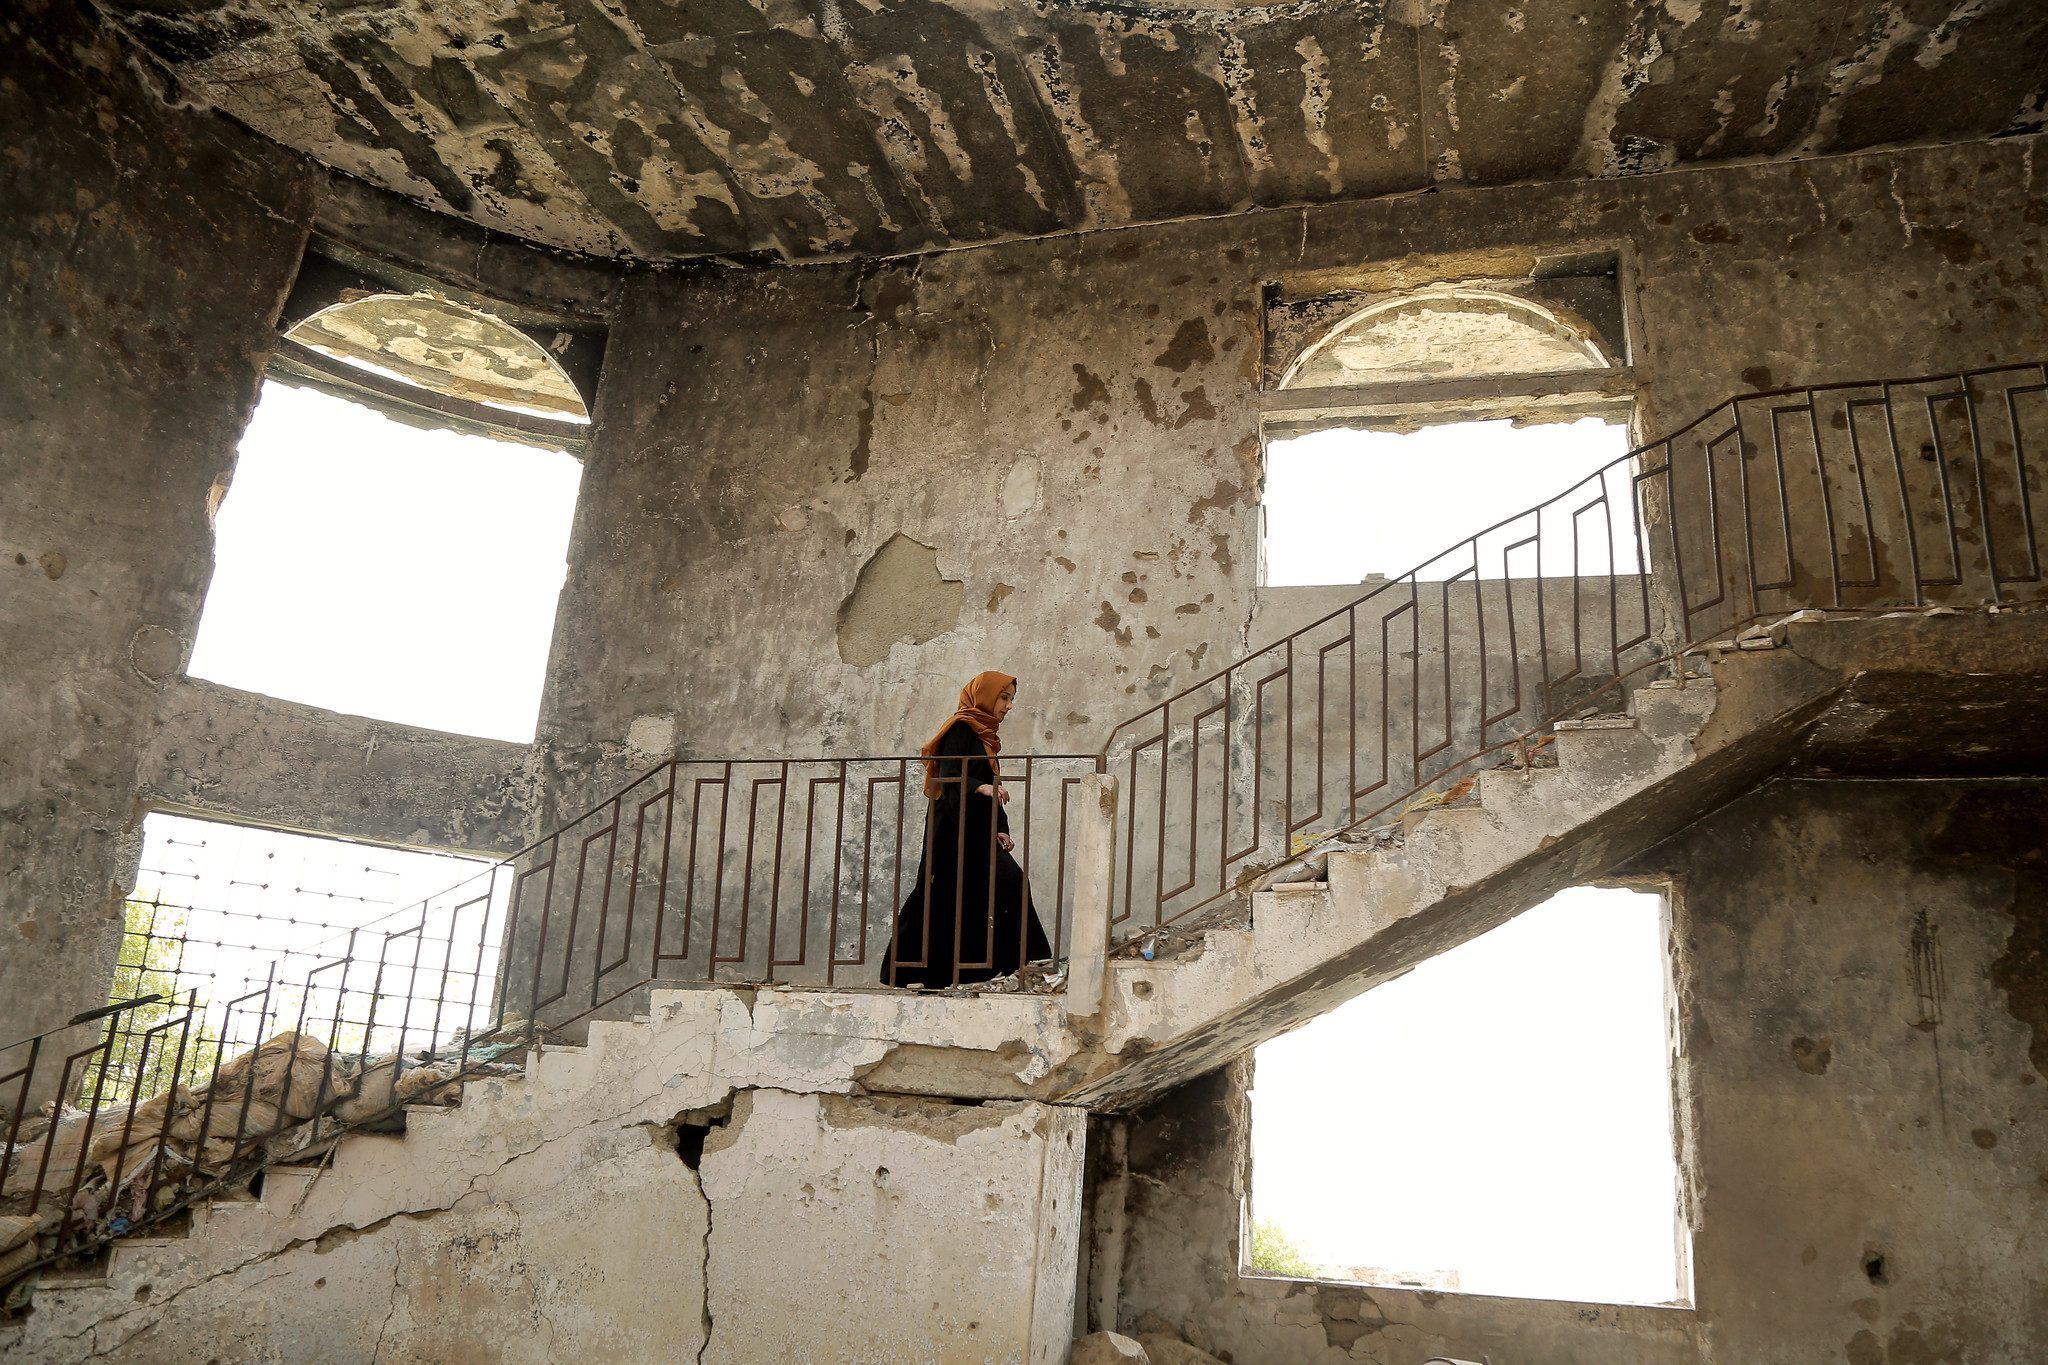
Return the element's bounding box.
[1103,777,2048,1363]
[2,1,309,1049]
[0,2,595,1048]
[7,0,2048,1045]
[543,127,2048,812]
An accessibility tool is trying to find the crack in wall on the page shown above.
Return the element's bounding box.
[371,1250,402,1361]
[46,1209,416,1359]
[23,1050,751,1358]
[693,1175,716,1365]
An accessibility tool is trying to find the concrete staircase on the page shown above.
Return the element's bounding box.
[3,983,1086,1361]
[1051,606,2048,1106]
[9,608,2039,1359]
[1052,674,1731,1106]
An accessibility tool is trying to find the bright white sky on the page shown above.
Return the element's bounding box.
[188,380,583,743]
[1250,885,1687,1306]
[1263,417,1637,586]
[130,810,504,1056]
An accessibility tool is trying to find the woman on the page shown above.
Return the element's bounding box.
[883,672,1053,988]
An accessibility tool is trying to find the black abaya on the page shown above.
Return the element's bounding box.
[882,719,1053,988]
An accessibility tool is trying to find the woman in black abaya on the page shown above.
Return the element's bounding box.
[883,671,1053,988]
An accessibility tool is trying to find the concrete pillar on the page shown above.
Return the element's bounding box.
[1066,773,1119,1019]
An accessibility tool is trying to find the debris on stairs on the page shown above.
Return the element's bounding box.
[0,1020,539,1291]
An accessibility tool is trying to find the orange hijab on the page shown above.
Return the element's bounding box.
[920,672,1014,798]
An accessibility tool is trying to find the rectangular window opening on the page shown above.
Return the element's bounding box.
[1247,884,1691,1307]
[187,375,583,743]
[1260,413,1638,587]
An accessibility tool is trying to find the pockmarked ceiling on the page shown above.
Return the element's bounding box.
[99,0,2048,263]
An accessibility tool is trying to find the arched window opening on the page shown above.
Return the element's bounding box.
[1259,276,1636,588]
[1280,289,1612,391]
[187,274,592,743]
[287,292,590,425]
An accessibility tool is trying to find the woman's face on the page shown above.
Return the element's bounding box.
[993,683,1016,724]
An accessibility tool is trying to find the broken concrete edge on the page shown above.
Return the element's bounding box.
[1,984,1092,1363]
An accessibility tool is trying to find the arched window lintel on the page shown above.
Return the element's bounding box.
[286,291,591,424]
[1279,288,1616,392]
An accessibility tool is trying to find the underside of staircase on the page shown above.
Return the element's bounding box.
[1053,607,2048,1106]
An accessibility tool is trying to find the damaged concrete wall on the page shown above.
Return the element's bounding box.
[9,0,2048,1052]
[1643,777,2048,1363]
[82,0,2048,262]
[0,1,584,1048]
[0,0,312,1049]
[707,1088,1086,1363]
[1,985,1088,1363]
[1104,777,2048,1363]
[540,129,2048,810]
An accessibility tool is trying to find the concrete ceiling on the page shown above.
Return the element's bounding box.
[101,0,2048,264]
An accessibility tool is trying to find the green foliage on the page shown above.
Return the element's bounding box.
[86,898,222,1104]
[1249,1217,1321,1279]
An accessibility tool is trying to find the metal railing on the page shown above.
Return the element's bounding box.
[1104,362,2048,929]
[3,361,2043,1283]
[494,754,1101,1002]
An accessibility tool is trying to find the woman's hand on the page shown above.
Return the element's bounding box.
[996,833,1015,852]
[976,783,1011,804]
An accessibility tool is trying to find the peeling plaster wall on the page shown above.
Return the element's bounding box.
[838,533,968,667]
[8,0,2048,1071]
[0,0,312,1050]
[706,1088,1087,1364]
[1105,778,2048,1363]
[0,2,576,1050]
[540,130,2048,803]
[1644,778,2048,1364]
[81,0,2048,263]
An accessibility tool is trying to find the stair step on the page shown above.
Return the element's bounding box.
[1629,678,1720,728]
[1551,715,1653,771]
[188,1196,263,1237]
[105,1231,204,1280]
[1399,797,1493,836]
[189,1192,258,1217]
[1475,765,1568,811]
[1552,714,1637,732]
[258,1165,322,1209]
[526,1043,597,1090]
